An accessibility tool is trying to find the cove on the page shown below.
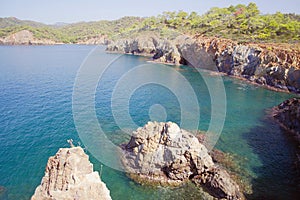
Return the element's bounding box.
[0,45,298,199]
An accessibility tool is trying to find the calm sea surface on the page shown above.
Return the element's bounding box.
[0,45,298,199]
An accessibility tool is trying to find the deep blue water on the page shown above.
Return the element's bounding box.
[0,45,299,200]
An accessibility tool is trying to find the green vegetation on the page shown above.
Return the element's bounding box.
[0,16,143,43]
[0,3,299,43]
[133,3,300,43]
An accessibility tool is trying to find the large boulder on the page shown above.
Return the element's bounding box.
[31,146,111,200]
[122,121,243,200]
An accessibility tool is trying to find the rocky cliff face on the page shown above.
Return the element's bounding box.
[272,98,300,141]
[107,35,300,93]
[122,121,244,200]
[0,30,57,45]
[31,146,111,200]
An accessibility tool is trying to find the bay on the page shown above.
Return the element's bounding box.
[0,45,298,199]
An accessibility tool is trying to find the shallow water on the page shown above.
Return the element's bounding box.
[0,45,298,199]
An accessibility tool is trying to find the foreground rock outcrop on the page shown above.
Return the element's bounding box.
[107,34,300,93]
[122,121,244,200]
[31,146,111,200]
[271,98,300,141]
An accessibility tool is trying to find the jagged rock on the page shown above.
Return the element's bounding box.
[176,36,217,70]
[122,121,243,200]
[287,68,300,93]
[272,98,300,141]
[31,146,111,200]
[107,35,181,65]
[107,34,300,93]
[0,30,57,45]
[107,35,157,56]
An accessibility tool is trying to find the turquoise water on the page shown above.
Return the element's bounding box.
[0,45,298,199]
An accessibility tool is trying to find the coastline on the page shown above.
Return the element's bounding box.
[106,34,300,95]
[107,48,300,95]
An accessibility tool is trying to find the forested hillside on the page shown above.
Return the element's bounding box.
[0,17,143,43]
[0,3,299,43]
[134,3,300,42]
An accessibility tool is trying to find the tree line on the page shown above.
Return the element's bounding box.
[0,3,299,43]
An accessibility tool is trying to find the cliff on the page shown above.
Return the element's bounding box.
[31,146,111,200]
[122,121,244,200]
[0,30,58,45]
[107,35,300,93]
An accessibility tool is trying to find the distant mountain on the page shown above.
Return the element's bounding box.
[0,16,143,43]
[0,17,46,28]
[52,22,69,27]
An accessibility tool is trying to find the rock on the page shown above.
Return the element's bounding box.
[122,121,243,200]
[107,34,181,65]
[176,36,217,71]
[1,30,57,45]
[31,146,111,200]
[287,68,300,93]
[107,35,157,56]
[272,98,300,141]
[107,34,300,93]
[230,45,261,77]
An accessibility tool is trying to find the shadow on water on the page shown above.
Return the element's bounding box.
[243,115,300,200]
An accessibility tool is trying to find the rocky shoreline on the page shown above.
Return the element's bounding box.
[271,98,300,142]
[121,121,245,200]
[31,145,111,200]
[106,34,300,94]
[3,30,299,95]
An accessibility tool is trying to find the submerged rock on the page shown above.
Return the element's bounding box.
[31,146,111,200]
[0,186,8,200]
[122,121,244,200]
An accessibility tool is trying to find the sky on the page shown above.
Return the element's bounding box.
[0,0,299,24]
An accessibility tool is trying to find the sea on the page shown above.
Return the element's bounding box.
[0,45,299,200]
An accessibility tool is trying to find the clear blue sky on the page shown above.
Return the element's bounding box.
[1,0,299,24]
